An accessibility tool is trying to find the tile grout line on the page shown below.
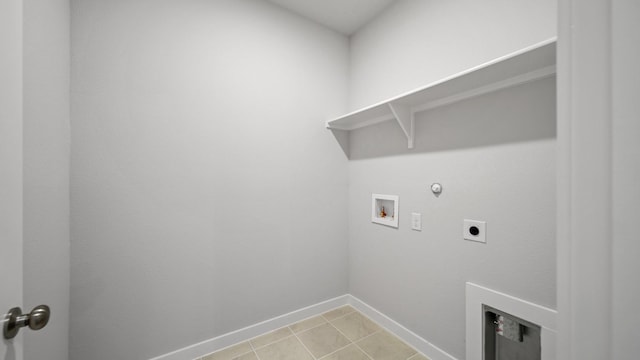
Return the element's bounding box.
[200,343,255,360]
[279,306,360,359]
[311,314,356,360]
[199,305,403,360]
[315,309,368,360]
[321,307,357,323]
[324,310,389,360]
[324,310,382,343]
[353,328,383,343]
[291,331,318,360]
[249,304,353,351]
[248,327,294,351]
[245,330,317,360]
[294,311,357,360]
[248,323,328,354]
[378,325,420,359]
[294,306,360,360]
[346,307,422,360]
[316,342,353,360]
[346,330,381,360]
[201,306,348,359]
[323,314,378,360]
[410,353,432,360]
[248,336,261,360]
[290,319,329,337]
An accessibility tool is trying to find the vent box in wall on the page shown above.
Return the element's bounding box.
[372,194,399,228]
[483,305,541,360]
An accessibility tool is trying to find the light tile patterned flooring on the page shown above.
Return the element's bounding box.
[197,305,430,360]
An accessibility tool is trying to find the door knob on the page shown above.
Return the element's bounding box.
[3,305,50,339]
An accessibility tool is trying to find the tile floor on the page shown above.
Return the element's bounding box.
[197,305,430,360]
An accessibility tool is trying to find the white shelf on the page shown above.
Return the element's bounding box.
[326,38,557,149]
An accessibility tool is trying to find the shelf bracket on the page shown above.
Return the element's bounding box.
[388,103,414,149]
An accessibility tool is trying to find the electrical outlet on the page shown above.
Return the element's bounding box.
[411,213,422,231]
[464,219,486,243]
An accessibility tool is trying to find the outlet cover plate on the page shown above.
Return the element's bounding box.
[411,212,422,231]
[464,219,486,243]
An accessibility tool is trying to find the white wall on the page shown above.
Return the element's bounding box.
[557,0,640,358]
[349,0,557,110]
[347,1,557,358]
[611,1,640,357]
[23,0,70,359]
[0,0,24,359]
[69,0,349,359]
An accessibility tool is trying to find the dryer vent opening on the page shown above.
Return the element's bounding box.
[483,305,541,360]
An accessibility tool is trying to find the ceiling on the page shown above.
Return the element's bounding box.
[265,0,397,35]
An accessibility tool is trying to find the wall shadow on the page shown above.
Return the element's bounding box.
[330,128,350,158]
[348,77,556,160]
[3,341,15,360]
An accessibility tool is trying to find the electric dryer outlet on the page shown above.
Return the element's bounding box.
[464,219,486,243]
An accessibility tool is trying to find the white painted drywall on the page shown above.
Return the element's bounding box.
[0,0,24,358]
[348,80,556,359]
[557,0,640,358]
[611,1,640,357]
[348,0,557,110]
[265,0,396,35]
[70,0,349,359]
[347,1,557,358]
[23,0,70,359]
[556,0,612,358]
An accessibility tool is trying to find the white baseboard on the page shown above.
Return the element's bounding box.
[348,295,458,360]
[149,294,458,360]
[149,295,349,360]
